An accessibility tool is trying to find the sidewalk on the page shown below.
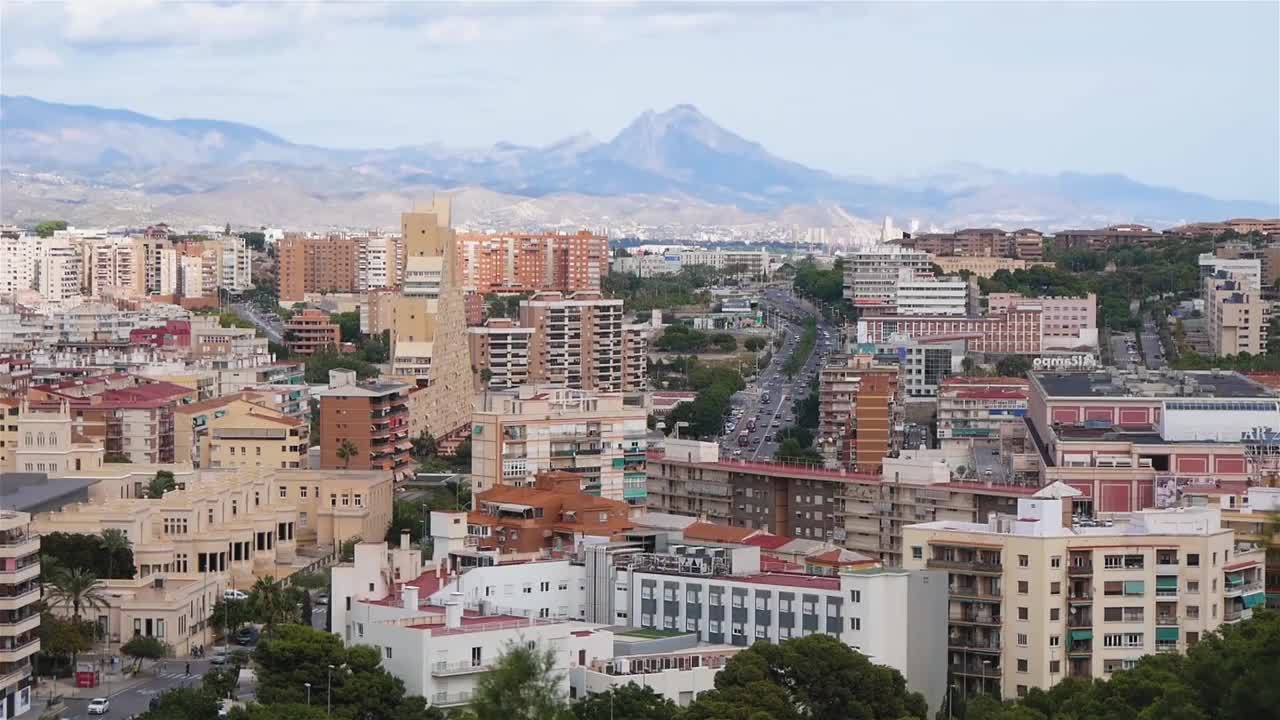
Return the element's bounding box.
[40,658,198,702]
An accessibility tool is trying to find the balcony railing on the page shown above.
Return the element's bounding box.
[431,691,474,708]
[947,637,1001,651]
[1067,563,1093,576]
[431,661,490,676]
[928,558,1003,574]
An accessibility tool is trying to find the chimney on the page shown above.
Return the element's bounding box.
[402,584,419,611]
[400,530,412,550]
[445,591,463,629]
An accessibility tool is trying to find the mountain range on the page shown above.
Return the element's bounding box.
[2,95,1274,231]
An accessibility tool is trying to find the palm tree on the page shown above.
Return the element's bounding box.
[336,439,358,469]
[47,567,109,672]
[99,529,131,580]
[249,576,289,630]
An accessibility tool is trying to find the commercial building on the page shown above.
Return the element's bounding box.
[931,256,1035,278]
[518,291,652,394]
[1049,225,1163,251]
[283,309,342,356]
[936,378,1030,448]
[315,371,413,479]
[611,248,773,280]
[903,482,1260,698]
[903,228,1044,261]
[1203,271,1269,356]
[457,231,608,293]
[277,234,361,303]
[0,511,38,719]
[986,294,1097,351]
[471,386,649,504]
[893,272,968,316]
[856,306,1044,356]
[817,355,901,470]
[842,247,933,304]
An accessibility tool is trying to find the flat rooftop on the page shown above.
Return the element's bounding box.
[0,473,98,514]
[1033,369,1273,400]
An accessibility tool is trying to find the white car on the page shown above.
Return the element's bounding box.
[88,698,110,714]
[223,589,248,601]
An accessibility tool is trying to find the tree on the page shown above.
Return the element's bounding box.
[202,665,240,700]
[141,687,221,720]
[98,528,131,582]
[387,499,427,544]
[744,337,767,352]
[470,644,573,720]
[42,531,135,580]
[573,683,682,720]
[149,470,176,498]
[332,311,362,344]
[336,439,358,469]
[685,635,927,720]
[994,356,1033,378]
[34,219,68,237]
[47,567,108,622]
[209,599,252,638]
[38,613,95,676]
[254,624,346,705]
[121,634,168,672]
[410,431,438,460]
[449,438,472,470]
[227,704,328,720]
[249,576,291,630]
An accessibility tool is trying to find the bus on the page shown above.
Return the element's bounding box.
[738,432,750,447]
[746,417,757,431]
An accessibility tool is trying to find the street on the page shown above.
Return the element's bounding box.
[718,285,835,462]
[231,302,285,344]
[57,660,215,720]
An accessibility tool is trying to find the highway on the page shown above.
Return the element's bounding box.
[718,285,837,462]
[230,302,285,344]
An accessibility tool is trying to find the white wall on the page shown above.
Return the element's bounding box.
[429,560,587,619]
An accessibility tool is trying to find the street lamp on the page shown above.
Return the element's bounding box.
[305,681,312,706]
[327,664,334,715]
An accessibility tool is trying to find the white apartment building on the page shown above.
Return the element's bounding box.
[0,236,38,299]
[611,248,774,279]
[157,248,179,296]
[470,386,648,503]
[360,236,399,290]
[467,319,534,389]
[85,237,144,298]
[893,270,968,316]
[0,511,39,720]
[1198,252,1261,293]
[404,256,444,299]
[843,247,933,304]
[179,255,205,298]
[34,238,82,307]
[219,236,253,292]
[903,482,1259,700]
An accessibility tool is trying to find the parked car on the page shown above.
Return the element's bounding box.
[210,651,230,665]
[88,698,110,715]
[316,592,329,606]
[223,589,248,601]
[235,627,258,645]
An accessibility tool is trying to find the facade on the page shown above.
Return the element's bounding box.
[471,386,649,504]
[466,319,534,389]
[1198,252,1262,293]
[936,377,1030,447]
[1203,271,1269,356]
[842,247,933,304]
[986,293,1097,350]
[175,394,309,470]
[894,272,968,316]
[463,471,636,555]
[816,355,901,471]
[283,309,342,356]
[86,237,145,298]
[277,234,361,303]
[903,482,1257,699]
[518,291,652,394]
[457,231,608,293]
[611,248,773,280]
[856,307,1044,356]
[315,371,413,479]
[0,511,38,720]
[27,377,195,464]
[1049,225,1163,251]
[931,256,1033,278]
[903,228,1044,261]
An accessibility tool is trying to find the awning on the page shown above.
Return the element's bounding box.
[1156,627,1180,643]
[1243,592,1267,609]
[1069,629,1092,642]
[1155,576,1178,590]
[1225,573,1245,587]
[496,503,533,513]
[1124,580,1145,595]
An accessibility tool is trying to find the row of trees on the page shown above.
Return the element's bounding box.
[791,257,844,304]
[782,318,818,378]
[655,325,738,354]
[662,363,746,439]
[601,267,720,312]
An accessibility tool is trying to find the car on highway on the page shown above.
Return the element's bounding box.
[88,698,111,715]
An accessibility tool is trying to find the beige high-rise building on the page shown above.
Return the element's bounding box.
[86,237,145,297]
[903,482,1260,701]
[518,291,651,394]
[1204,270,1269,356]
[471,385,649,504]
[389,198,472,441]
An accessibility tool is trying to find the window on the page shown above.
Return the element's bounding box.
[1018,581,1029,594]
[1187,605,1199,619]
[1018,554,1029,567]
[911,546,923,560]
[687,589,699,603]
[279,486,287,498]
[1017,685,1028,698]
[641,586,654,600]
[1017,633,1028,647]
[1051,582,1061,595]
[710,592,723,607]
[1051,556,1062,568]
[1050,608,1060,621]
[300,486,308,498]
[471,647,482,666]
[1050,660,1061,674]
[755,625,767,639]
[1017,659,1028,673]
[641,613,654,628]
[850,617,861,631]
[523,583,533,594]
[780,626,792,639]
[1018,606,1029,620]
[850,590,861,603]
[755,596,769,610]
[779,597,792,612]
[1104,581,1123,596]
[686,618,698,632]
[802,601,816,615]
[664,587,676,601]
[540,581,550,592]
[384,647,393,659]
[826,603,839,618]
[1188,580,1200,594]
[1187,553,1200,567]
[1104,555,1124,569]
[732,594,744,608]
[1049,635,1060,647]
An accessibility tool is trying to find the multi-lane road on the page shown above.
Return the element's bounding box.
[718,286,837,461]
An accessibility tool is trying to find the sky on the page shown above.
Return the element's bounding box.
[3,1,1278,204]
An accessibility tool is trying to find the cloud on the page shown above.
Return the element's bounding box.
[11,46,63,69]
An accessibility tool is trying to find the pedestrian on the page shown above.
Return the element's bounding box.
[185,662,190,676]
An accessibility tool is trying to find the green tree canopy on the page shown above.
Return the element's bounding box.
[685,635,927,720]
[34,219,68,237]
[141,687,221,720]
[122,634,168,671]
[332,311,362,343]
[149,469,177,498]
[469,644,574,720]
[42,531,135,580]
[572,683,682,720]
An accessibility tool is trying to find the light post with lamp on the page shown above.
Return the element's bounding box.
[327,664,334,715]
[305,681,311,706]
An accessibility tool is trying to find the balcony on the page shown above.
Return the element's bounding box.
[431,691,474,708]
[1224,607,1254,623]
[1155,614,1178,626]
[1066,612,1092,629]
[0,636,39,663]
[1067,590,1093,602]
[0,587,39,611]
[949,611,1002,626]
[0,614,40,636]
[431,661,491,676]
[0,535,39,556]
[948,585,1002,601]
[1067,563,1093,576]
[949,662,1001,678]
[947,637,1001,652]
[929,558,1003,575]
[1067,641,1093,656]
[1224,581,1264,598]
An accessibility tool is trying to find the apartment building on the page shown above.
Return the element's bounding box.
[175,393,309,470]
[1198,252,1262,292]
[36,466,391,655]
[1203,271,1269,356]
[189,318,270,368]
[936,377,1030,448]
[1024,369,1273,512]
[610,248,773,280]
[217,362,306,395]
[1197,486,1280,609]
[27,376,196,464]
[218,235,253,292]
[467,318,534,389]
[86,237,145,297]
[1211,241,1280,288]
[1167,218,1280,238]
[518,291,651,394]
[464,471,636,554]
[278,234,361,303]
[842,247,933,304]
[36,237,82,307]
[903,482,1258,699]
[315,371,413,479]
[283,309,341,356]
[457,230,608,293]
[932,256,1035,279]
[816,355,901,471]
[986,293,1097,350]
[892,271,968,316]
[903,228,1044,261]
[856,306,1045,355]
[471,386,649,504]
[358,235,404,291]
[1049,225,1163,251]
[0,400,105,476]
[0,511,39,720]
[646,440,1032,566]
[0,236,38,299]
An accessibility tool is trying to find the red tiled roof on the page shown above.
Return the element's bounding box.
[683,522,760,544]
[369,569,446,607]
[759,557,804,573]
[743,534,791,550]
[734,573,840,590]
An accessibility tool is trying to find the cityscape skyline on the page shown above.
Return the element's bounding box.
[2,2,1277,203]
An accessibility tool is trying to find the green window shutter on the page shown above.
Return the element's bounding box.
[1124,580,1145,595]
[1156,627,1180,643]
[612,458,625,469]
[1155,576,1178,590]
[1243,592,1266,609]
[1069,629,1093,642]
